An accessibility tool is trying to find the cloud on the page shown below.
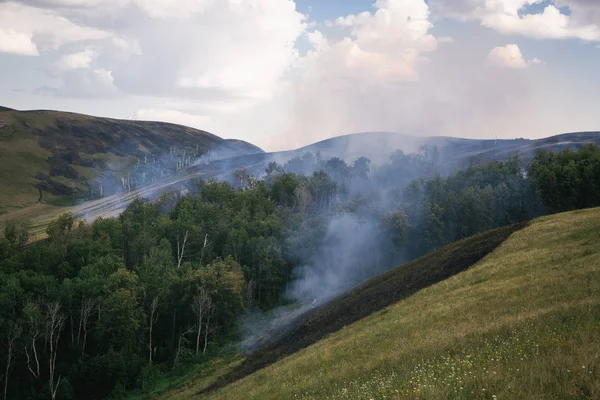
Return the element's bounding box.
[300,0,438,86]
[488,44,529,68]
[556,0,600,26]
[108,0,306,112]
[430,0,600,41]
[0,2,112,54]
[0,28,39,56]
[265,0,543,151]
[135,108,211,128]
[38,68,120,98]
[274,0,441,148]
[8,0,306,107]
[488,44,543,69]
[56,48,96,70]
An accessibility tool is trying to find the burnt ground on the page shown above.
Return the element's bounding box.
[200,222,528,395]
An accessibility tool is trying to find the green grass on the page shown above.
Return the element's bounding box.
[156,207,600,399]
[0,122,52,214]
[127,355,244,400]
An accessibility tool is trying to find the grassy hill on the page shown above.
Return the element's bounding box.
[152,207,600,400]
[0,107,262,215]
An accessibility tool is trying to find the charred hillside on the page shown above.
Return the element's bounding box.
[200,222,527,395]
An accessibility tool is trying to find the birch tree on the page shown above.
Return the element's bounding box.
[148,296,159,364]
[192,288,209,355]
[176,230,188,270]
[79,298,96,361]
[203,298,214,355]
[3,323,21,400]
[46,302,66,400]
[23,302,42,380]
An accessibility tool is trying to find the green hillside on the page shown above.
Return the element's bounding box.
[0,108,262,215]
[159,207,600,399]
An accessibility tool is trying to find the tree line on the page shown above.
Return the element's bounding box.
[1,144,599,399]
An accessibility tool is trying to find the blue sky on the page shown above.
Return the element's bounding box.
[0,0,599,151]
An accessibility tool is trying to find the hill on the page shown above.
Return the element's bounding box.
[0,107,262,215]
[272,130,600,169]
[155,207,600,399]
[175,131,600,183]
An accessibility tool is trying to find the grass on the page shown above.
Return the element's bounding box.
[201,223,527,394]
[0,123,52,214]
[126,354,244,400]
[156,207,600,399]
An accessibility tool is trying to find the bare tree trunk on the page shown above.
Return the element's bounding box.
[4,324,21,400]
[70,314,74,345]
[24,328,40,379]
[192,288,209,355]
[47,302,66,400]
[176,230,189,270]
[203,299,214,355]
[148,296,159,364]
[173,327,193,371]
[200,234,209,266]
[80,299,95,361]
[77,301,83,344]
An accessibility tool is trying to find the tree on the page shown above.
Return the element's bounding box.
[203,297,214,355]
[23,301,42,379]
[45,302,66,400]
[148,296,159,364]
[192,288,210,355]
[3,323,21,400]
[79,298,96,361]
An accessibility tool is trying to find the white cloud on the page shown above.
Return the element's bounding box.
[135,108,211,128]
[300,0,437,86]
[488,44,542,69]
[0,2,112,54]
[0,28,39,56]
[170,0,306,100]
[4,0,306,106]
[488,44,529,68]
[279,0,442,148]
[38,68,120,98]
[430,0,600,41]
[57,48,96,70]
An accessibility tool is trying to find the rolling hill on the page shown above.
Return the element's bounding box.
[0,107,262,215]
[1,106,599,241]
[148,207,600,400]
[216,130,600,176]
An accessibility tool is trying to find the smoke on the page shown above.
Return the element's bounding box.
[239,213,389,353]
[285,214,382,305]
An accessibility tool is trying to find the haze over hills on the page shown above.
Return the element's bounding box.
[0,106,599,237]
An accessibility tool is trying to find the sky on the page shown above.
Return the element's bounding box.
[0,0,599,151]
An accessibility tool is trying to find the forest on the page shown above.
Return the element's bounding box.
[1,144,600,399]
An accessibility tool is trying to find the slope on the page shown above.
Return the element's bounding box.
[160,207,600,399]
[0,107,262,215]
